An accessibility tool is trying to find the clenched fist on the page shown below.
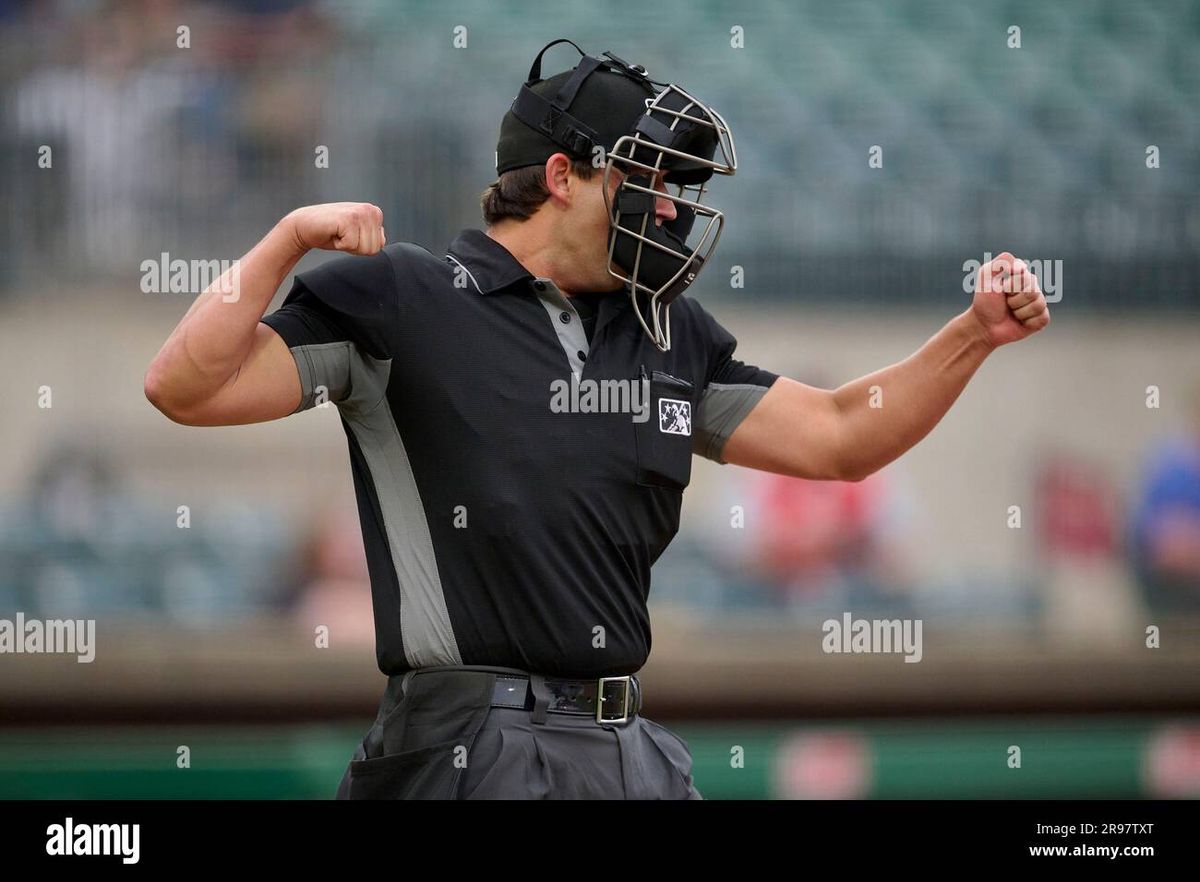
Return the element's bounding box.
[971,251,1051,348]
[287,202,386,255]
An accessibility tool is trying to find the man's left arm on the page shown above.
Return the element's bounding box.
[721,252,1051,481]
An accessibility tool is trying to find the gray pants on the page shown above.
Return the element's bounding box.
[336,667,702,800]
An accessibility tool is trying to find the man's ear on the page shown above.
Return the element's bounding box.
[544,153,574,206]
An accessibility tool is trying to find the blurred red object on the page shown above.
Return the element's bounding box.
[775,731,872,799]
[1144,725,1200,799]
[292,507,374,647]
[750,470,892,598]
[1034,454,1119,560]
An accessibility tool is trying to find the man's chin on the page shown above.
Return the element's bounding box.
[595,270,629,293]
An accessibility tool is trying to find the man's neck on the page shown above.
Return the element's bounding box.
[485,219,569,293]
[485,220,619,298]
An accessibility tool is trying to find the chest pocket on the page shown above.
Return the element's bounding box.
[634,370,696,492]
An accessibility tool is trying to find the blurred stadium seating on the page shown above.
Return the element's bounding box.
[3,0,1198,304]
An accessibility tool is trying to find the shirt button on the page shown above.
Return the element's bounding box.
[577,350,587,362]
[559,311,571,324]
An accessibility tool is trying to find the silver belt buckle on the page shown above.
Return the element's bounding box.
[597,675,631,724]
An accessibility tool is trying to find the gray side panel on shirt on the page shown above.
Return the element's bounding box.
[288,341,462,668]
[693,382,771,463]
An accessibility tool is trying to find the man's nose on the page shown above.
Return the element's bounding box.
[654,180,676,226]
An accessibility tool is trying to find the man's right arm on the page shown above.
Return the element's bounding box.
[143,202,386,426]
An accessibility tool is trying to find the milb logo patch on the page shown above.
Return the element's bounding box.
[658,398,692,436]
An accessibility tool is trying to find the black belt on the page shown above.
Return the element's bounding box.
[491,674,642,723]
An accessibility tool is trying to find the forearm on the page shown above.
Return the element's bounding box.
[146,213,307,411]
[831,309,993,479]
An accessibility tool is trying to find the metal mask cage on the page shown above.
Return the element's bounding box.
[601,83,737,351]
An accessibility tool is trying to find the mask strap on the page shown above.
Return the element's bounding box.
[553,55,603,109]
[526,38,586,83]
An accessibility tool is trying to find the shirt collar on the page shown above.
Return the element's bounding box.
[444,227,633,305]
[444,228,534,295]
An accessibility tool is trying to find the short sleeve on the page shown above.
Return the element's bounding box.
[260,249,396,412]
[690,303,779,463]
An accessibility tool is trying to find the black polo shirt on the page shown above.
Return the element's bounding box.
[261,227,778,678]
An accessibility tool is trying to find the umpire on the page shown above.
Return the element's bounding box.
[144,38,1051,798]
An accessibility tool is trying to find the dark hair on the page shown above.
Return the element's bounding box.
[480,158,599,225]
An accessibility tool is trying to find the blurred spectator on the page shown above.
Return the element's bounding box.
[1034,452,1139,639]
[739,466,917,616]
[289,506,374,647]
[7,0,330,276]
[1130,388,1200,613]
[1036,454,1119,560]
[12,4,194,272]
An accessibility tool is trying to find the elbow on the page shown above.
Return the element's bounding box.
[143,364,197,425]
[143,364,165,409]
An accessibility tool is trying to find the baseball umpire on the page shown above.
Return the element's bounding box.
[144,38,1049,799]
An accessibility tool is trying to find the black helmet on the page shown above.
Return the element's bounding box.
[496,39,738,352]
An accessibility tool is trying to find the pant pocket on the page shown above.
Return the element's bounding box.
[346,738,469,800]
[637,717,701,800]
